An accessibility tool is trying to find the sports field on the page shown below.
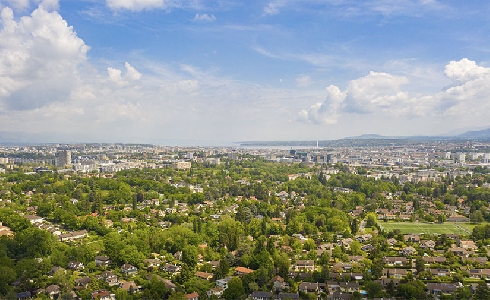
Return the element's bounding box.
[377,222,474,235]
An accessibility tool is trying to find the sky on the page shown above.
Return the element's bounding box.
[1,0,490,145]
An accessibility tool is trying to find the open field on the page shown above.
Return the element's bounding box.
[377,222,474,235]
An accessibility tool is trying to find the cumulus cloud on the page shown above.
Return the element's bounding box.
[444,58,490,83]
[0,4,89,110]
[298,85,345,124]
[107,62,142,85]
[298,59,490,126]
[106,0,164,11]
[193,13,215,21]
[343,71,409,113]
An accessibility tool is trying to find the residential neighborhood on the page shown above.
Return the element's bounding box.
[1,141,490,299]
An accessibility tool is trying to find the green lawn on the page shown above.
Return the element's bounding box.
[377,222,474,235]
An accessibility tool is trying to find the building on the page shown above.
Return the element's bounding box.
[173,161,191,170]
[228,150,237,160]
[56,150,72,167]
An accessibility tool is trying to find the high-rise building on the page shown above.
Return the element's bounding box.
[228,150,237,160]
[56,150,72,167]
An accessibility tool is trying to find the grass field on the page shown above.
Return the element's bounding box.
[377,222,474,235]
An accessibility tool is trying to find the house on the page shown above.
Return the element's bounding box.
[194,271,213,280]
[99,271,119,286]
[272,275,287,292]
[121,264,138,275]
[383,257,408,267]
[251,291,273,300]
[403,234,420,243]
[468,269,490,279]
[448,247,473,257]
[235,266,254,275]
[383,268,408,279]
[59,230,88,242]
[361,244,375,251]
[119,281,139,292]
[143,258,161,268]
[375,278,400,288]
[426,283,459,296]
[68,261,84,270]
[429,269,451,277]
[16,291,31,300]
[460,240,477,250]
[419,240,436,250]
[399,246,417,256]
[162,263,181,273]
[45,285,60,299]
[422,256,446,264]
[91,290,113,300]
[298,282,318,293]
[386,238,398,247]
[276,293,299,299]
[24,215,43,224]
[295,260,315,271]
[206,287,224,298]
[216,277,233,289]
[208,261,220,269]
[95,256,111,267]
[338,282,359,293]
[75,276,91,289]
[463,256,488,265]
[185,292,199,300]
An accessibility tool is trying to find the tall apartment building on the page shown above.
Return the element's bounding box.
[56,150,72,167]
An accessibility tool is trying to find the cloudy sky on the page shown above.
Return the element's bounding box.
[1,0,490,145]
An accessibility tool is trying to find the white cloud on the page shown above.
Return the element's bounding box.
[444,58,490,83]
[298,85,345,124]
[193,13,216,21]
[344,71,409,113]
[0,4,89,110]
[106,0,164,11]
[107,62,142,85]
[263,0,286,16]
[298,59,490,127]
[125,62,142,81]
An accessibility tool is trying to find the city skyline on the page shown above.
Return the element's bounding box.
[1,0,490,145]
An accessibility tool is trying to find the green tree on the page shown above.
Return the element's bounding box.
[475,282,490,300]
[364,281,383,299]
[182,245,199,268]
[214,258,230,280]
[222,277,245,300]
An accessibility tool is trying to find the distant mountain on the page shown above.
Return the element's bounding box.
[458,128,490,138]
[344,134,393,140]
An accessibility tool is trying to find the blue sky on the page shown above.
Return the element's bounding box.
[1,0,490,145]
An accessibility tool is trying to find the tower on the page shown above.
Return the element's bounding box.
[56,150,72,167]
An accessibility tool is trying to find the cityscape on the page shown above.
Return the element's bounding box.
[2,0,490,300]
[1,138,490,299]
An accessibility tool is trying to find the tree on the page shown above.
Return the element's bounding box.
[470,210,484,223]
[415,257,425,273]
[475,282,490,300]
[364,281,383,299]
[222,277,245,300]
[214,258,230,280]
[182,245,199,268]
[350,240,362,256]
